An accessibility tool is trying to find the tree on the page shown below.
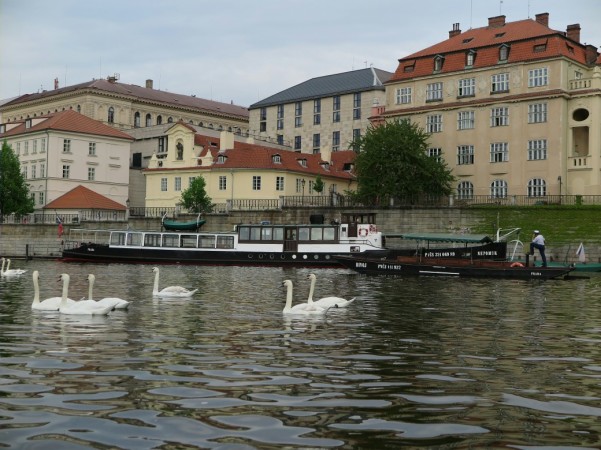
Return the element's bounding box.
[352,119,454,205]
[180,176,213,213]
[0,141,35,218]
[313,175,325,194]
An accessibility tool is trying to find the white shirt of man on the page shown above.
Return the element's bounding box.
[533,234,545,246]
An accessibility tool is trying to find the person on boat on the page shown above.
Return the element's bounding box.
[529,230,547,267]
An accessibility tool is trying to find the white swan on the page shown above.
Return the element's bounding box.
[1,258,27,276]
[31,270,76,311]
[306,273,355,308]
[152,267,198,298]
[282,279,330,315]
[85,274,130,309]
[58,274,113,315]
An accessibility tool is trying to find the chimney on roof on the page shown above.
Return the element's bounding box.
[54,78,59,89]
[488,15,506,28]
[219,130,234,152]
[585,44,598,65]
[566,24,581,43]
[535,13,549,27]
[146,79,154,89]
[449,23,461,38]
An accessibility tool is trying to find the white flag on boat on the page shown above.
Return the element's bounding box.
[576,242,586,263]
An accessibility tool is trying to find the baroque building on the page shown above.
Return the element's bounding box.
[249,67,392,154]
[0,76,250,135]
[379,13,601,199]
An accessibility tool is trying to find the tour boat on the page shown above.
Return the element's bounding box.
[61,213,387,267]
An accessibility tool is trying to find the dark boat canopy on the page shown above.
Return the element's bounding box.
[400,233,493,244]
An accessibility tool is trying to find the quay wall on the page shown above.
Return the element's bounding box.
[1,207,600,264]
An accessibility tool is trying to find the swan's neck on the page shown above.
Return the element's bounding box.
[153,270,159,294]
[88,276,94,300]
[5,259,10,271]
[61,276,70,306]
[307,277,315,303]
[1,258,5,273]
[283,283,293,313]
[33,274,40,304]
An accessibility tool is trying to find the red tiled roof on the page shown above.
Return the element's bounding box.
[389,17,597,82]
[147,134,356,180]
[2,79,249,119]
[0,110,134,140]
[44,185,126,210]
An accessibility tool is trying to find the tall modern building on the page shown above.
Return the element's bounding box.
[249,67,392,155]
[379,12,600,198]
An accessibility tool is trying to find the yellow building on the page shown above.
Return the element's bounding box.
[380,13,601,198]
[144,123,357,210]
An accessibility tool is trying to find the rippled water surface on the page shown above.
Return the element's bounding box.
[1,260,601,449]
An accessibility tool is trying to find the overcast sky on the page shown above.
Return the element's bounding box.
[1,0,600,107]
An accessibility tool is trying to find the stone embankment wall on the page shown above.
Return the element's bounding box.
[1,208,599,264]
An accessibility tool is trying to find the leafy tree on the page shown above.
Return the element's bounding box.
[313,175,324,194]
[0,141,35,217]
[180,176,213,213]
[352,119,454,205]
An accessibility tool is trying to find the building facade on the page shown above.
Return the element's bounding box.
[249,67,392,154]
[379,13,601,198]
[0,76,250,135]
[143,125,357,210]
[0,110,133,211]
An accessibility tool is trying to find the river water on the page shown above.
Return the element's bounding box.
[1,259,600,449]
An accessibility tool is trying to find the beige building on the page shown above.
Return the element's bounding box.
[0,76,250,135]
[0,110,133,211]
[144,123,357,210]
[249,67,392,154]
[379,13,601,198]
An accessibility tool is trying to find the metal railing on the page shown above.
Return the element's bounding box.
[3,194,601,225]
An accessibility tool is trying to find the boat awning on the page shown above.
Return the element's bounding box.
[400,233,494,244]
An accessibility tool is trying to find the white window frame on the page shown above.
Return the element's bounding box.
[89,142,96,156]
[252,175,261,191]
[491,73,509,92]
[458,78,475,97]
[528,139,547,160]
[426,114,442,133]
[276,176,284,191]
[457,181,474,199]
[528,103,547,123]
[174,177,182,192]
[490,107,509,127]
[457,111,475,130]
[160,178,168,192]
[219,175,227,190]
[426,82,443,101]
[490,142,509,163]
[528,67,548,87]
[88,167,95,181]
[396,87,412,104]
[528,179,546,197]
[457,145,474,165]
[63,139,71,153]
[490,180,508,198]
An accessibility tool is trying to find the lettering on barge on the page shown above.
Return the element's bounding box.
[376,263,402,271]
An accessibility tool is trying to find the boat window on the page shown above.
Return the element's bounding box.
[144,234,162,247]
[310,228,323,241]
[162,234,179,248]
[110,232,127,246]
[250,227,261,241]
[180,235,198,248]
[127,233,142,246]
[323,227,336,241]
[198,235,215,248]
[238,227,250,241]
[261,227,272,241]
[273,227,284,241]
[298,227,310,241]
[216,236,234,249]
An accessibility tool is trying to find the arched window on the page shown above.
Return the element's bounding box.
[77,105,81,113]
[434,55,445,72]
[466,50,476,66]
[527,179,546,197]
[499,44,510,62]
[490,179,507,198]
[156,115,162,125]
[457,181,473,199]
[108,107,115,123]
[167,117,173,123]
[145,113,152,127]
[134,112,141,128]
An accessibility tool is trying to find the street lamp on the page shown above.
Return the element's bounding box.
[557,175,562,204]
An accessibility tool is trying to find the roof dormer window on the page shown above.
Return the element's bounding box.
[298,158,307,168]
[272,154,281,164]
[25,119,32,129]
[499,44,510,62]
[217,154,227,164]
[466,50,476,67]
[320,162,330,171]
[0,124,5,134]
[434,55,445,72]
